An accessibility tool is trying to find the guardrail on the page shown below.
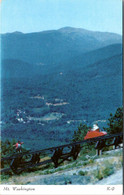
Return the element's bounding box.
[1,132,123,174]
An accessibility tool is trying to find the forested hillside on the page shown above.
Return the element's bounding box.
[1,27,122,150]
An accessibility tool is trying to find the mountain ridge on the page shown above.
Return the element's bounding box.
[1,27,122,66]
[2,26,122,36]
[2,43,122,78]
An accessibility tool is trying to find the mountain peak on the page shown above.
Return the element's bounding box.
[59,26,76,31]
[13,31,23,34]
[58,26,88,33]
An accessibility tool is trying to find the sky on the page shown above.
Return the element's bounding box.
[0,0,122,35]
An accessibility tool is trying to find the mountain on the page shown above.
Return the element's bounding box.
[40,53,122,118]
[1,27,122,66]
[59,27,121,43]
[2,43,122,78]
[54,43,122,72]
[1,27,123,149]
[1,59,35,78]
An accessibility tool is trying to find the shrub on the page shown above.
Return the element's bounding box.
[103,166,114,177]
[78,170,88,176]
[94,163,115,181]
[95,169,103,180]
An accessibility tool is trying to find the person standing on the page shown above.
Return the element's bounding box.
[13,141,24,152]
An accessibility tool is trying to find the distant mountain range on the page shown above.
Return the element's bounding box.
[1,26,122,79]
[1,26,122,67]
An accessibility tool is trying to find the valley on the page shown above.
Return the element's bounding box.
[1,27,122,150]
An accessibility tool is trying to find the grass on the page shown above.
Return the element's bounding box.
[94,162,115,181]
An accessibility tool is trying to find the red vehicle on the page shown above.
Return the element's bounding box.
[84,124,107,140]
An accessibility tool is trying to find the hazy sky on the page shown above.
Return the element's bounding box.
[1,0,122,34]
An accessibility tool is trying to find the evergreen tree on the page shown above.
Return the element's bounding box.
[104,107,123,134]
[72,123,89,142]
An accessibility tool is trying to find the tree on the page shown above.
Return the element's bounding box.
[104,107,123,134]
[72,123,89,142]
[1,139,17,157]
